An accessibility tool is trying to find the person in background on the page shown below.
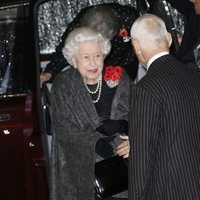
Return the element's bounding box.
[50,27,131,200]
[191,0,200,14]
[40,3,139,86]
[129,14,200,200]
[166,0,200,66]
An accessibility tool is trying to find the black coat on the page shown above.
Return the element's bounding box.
[129,54,200,200]
[50,67,132,200]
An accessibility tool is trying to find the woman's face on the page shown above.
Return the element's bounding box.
[73,41,104,84]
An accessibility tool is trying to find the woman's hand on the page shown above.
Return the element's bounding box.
[116,135,130,159]
[96,119,128,136]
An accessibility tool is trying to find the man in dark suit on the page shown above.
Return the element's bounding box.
[166,0,200,65]
[129,14,200,200]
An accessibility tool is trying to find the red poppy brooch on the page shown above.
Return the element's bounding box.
[119,28,131,43]
[104,66,123,88]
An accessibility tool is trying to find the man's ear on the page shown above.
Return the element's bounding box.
[132,39,147,66]
[132,40,142,56]
[167,32,172,47]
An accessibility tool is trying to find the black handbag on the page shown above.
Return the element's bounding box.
[94,155,128,199]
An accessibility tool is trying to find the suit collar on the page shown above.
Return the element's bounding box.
[147,51,169,70]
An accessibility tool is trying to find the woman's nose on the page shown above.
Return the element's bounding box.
[89,56,96,66]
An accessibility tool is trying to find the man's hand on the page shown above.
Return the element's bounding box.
[40,72,52,87]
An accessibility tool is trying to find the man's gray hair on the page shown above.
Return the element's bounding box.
[62,27,111,65]
[130,14,169,48]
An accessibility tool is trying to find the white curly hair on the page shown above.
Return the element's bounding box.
[62,27,111,66]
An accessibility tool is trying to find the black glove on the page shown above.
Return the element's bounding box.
[95,137,114,158]
[96,119,128,136]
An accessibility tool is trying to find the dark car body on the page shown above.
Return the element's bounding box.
[0,0,48,199]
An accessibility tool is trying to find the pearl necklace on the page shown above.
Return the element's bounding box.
[85,74,102,103]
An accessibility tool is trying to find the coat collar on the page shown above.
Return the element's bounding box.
[147,52,169,70]
[68,67,100,129]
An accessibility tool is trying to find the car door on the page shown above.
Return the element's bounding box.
[0,1,48,199]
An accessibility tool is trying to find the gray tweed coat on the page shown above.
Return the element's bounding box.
[50,66,132,200]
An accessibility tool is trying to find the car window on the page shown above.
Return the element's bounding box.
[0,3,34,95]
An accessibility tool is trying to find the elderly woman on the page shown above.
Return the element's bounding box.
[40,3,139,85]
[50,27,132,200]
